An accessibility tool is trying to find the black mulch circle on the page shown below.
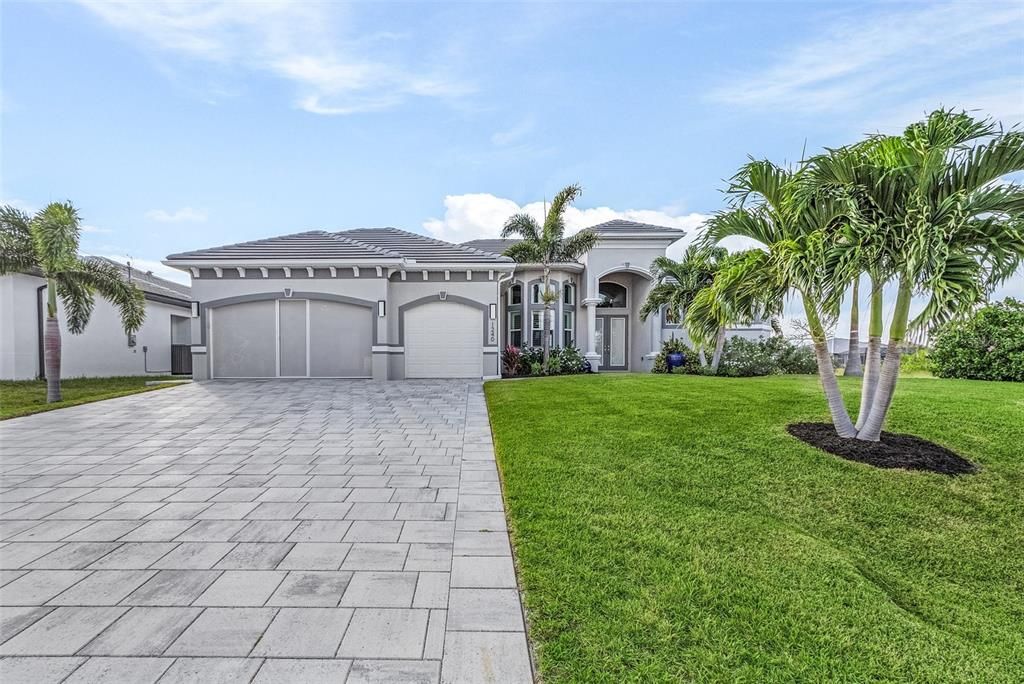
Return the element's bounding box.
[786,422,978,476]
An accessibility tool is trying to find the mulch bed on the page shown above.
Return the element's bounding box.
[787,422,978,476]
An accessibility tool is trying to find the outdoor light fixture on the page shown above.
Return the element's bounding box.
[489,303,496,320]
[190,301,200,318]
[378,300,386,317]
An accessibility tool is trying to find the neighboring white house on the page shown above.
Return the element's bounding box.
[0,258,193,380]
[165,220,772,381]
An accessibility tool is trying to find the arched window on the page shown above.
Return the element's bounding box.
[508,284,522,305]
[562,283,575,305]
[531,281,557,304]
[598,282,627,308]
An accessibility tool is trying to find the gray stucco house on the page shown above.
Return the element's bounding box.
[165,220,771,380]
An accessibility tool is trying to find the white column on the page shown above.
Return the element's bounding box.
[583,297,601,371]
[556,276,564,349]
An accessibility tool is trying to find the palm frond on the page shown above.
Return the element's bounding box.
[704,207,780,247]
[60,259,146,334]
[542,183,583,242]
[0,205,38,274]
[500,213,540,242]
[29,202,81,273]
[556,229,599,262]
[502,241,545,264]
[54,274,95,334]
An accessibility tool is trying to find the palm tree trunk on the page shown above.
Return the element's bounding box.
[698,348,708,367]
[541,267,551,367]
[44,281,62,403]
[857,279,912,442]
[802,294,857,438]
[855,277,883,430]
[710,326,726,373]
[844,276,862,377]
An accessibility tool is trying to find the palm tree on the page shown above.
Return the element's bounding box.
[0,202,146,402]
[807,110,1024,441]
[843,276,863,377]
[501,184,599,365]
[695,160,859,437]
[639,244,731,371]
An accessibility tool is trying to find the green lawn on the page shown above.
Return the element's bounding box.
[0,375,183,420]
[485,374,1024,683]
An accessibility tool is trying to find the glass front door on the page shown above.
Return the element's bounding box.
[598,316,628,370]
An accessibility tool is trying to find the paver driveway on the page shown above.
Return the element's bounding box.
[0,380,532,684]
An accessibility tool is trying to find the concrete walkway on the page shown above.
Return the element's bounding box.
[0,380,532,683]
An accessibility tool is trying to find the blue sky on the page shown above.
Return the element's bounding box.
[3,0,1023,316]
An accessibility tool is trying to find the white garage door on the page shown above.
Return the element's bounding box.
[405,301,483,378]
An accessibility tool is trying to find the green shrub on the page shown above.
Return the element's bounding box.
[511,346,588,377]
[717,337,779,376]
[900,348,932,373]
[929,298,1024,381]
[772,337,817,374]
[652,338,703,374]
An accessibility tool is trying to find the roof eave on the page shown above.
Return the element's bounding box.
[593,231,687,239]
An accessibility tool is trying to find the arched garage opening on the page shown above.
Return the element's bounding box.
[402,298,485,378]
[206,293,374,379]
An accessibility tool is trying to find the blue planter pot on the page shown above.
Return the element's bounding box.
[667,352,685,369]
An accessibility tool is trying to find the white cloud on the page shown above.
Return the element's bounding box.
[81,224,112,234]
[145,207,208,223]
[421,192,769,259]
[707,2,1024,126]
[422,192,708,246]
[75,0,471,115]
[101,255,191,285]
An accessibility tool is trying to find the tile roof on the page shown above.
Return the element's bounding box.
[588,219,686,237]
[89,257,191,302]
[339,228,513,264]
[166,228,512,264]
[458,238,521,255]
[165,231,401,261]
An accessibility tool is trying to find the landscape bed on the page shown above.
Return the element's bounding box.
[485,374,1024,682]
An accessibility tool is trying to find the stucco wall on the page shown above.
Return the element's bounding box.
[0,274,43,380]
[0,273,191,380]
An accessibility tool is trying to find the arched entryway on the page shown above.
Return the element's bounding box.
[586,267,656,372]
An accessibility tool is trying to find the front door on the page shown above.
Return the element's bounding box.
[597,316,628,370]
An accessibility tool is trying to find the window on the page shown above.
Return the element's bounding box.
[563,283,575,305]
[531,311,543,346]
[563,311,575,347]
[509,311,522,348]
[509,284,522,305]
[531,282,557,304]
[598,282,627,307]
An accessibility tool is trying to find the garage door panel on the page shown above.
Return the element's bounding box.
[310,300,373,377]
[279,300,308,377]
[212,300,276,378]
[405,301,483,378]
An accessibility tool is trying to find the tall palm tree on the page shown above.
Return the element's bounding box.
[639,244,731,371]
[696,160,859,437]
[0,202,146,402]
[501,184,599,365]
[808,110,1024,441]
